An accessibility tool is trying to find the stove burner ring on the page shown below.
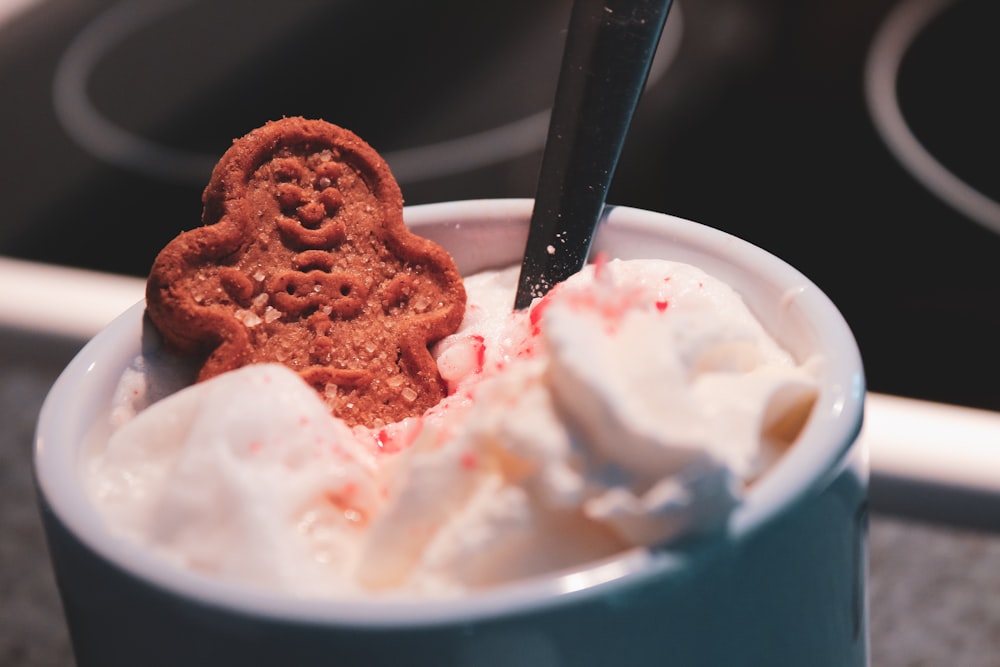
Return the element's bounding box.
[52,0,684,187]
[864,0,1000,236]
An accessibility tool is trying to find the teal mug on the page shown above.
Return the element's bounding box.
[35,199,867,666]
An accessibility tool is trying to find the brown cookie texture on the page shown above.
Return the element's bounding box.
[146,117,466,428]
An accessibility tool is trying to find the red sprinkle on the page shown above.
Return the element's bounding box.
[655,300,669,312]
[517,348,535,359]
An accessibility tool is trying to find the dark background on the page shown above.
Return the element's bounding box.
[2,0,998,410]
[3,3,1000,666]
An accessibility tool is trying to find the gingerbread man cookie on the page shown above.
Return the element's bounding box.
[146,117,466,427]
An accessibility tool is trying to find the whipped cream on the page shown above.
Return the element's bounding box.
[85,258,819,597]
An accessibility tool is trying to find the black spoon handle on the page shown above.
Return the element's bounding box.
[514,0,673,310]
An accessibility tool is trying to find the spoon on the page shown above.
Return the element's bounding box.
[514,0,674,310]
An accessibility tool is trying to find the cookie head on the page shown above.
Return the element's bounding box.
[146,117,466,427]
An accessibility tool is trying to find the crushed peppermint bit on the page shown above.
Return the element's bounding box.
[472,335,486,372]
[592,252,609,278]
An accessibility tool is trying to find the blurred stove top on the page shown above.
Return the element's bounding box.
[1,0,999,410]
